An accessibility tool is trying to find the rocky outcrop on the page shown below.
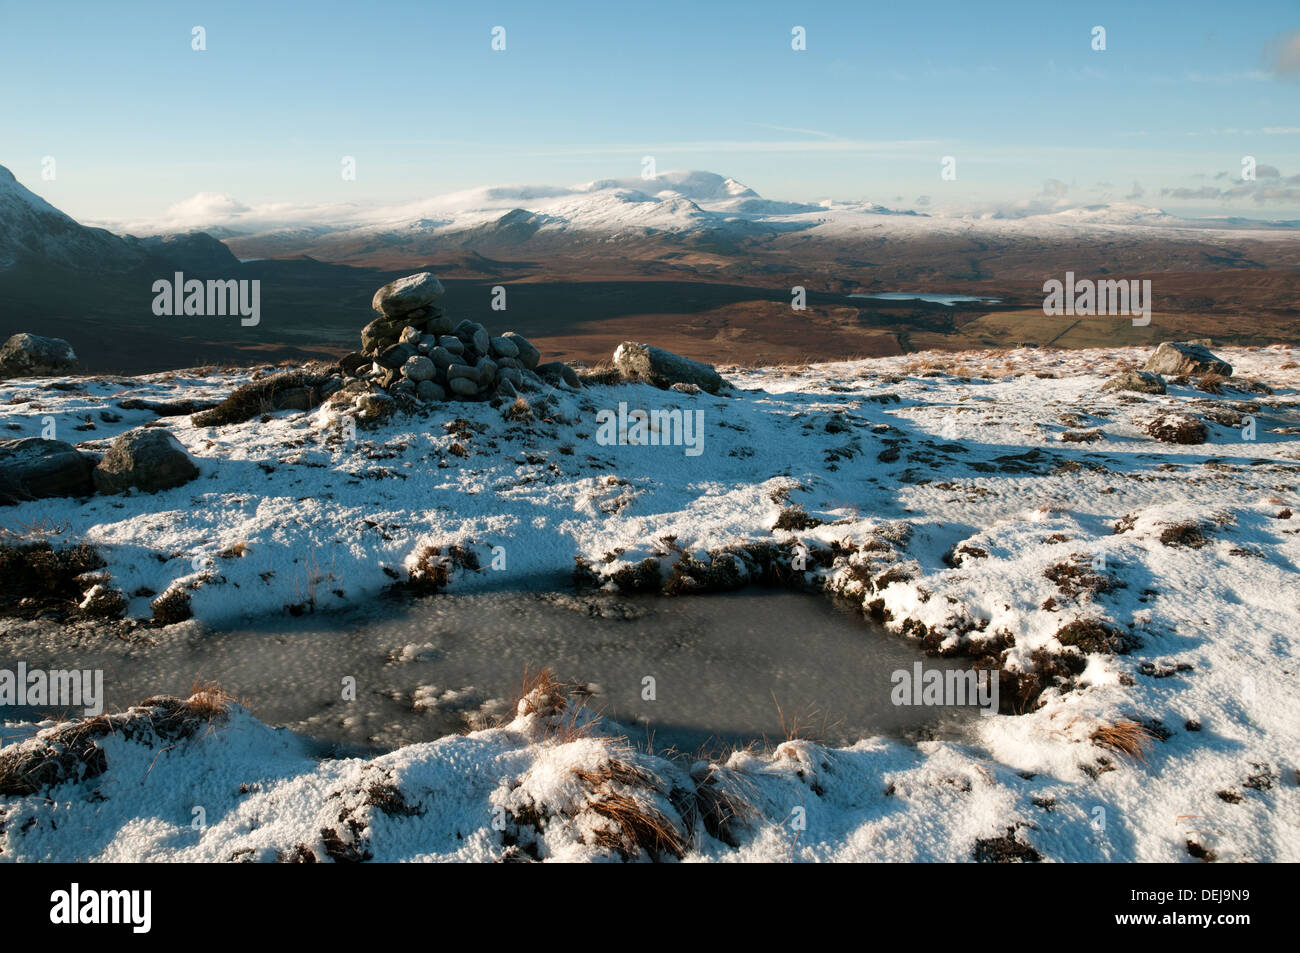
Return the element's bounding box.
[0,437,96,505]
[1143,342,1232,378]
[92,429,200,495]
[1101,370,1166,395]
[612,341,725,394]
[0,333,78,378]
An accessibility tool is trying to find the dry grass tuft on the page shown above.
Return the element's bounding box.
[1090,718,1155,763]
[1196,372,1229,394]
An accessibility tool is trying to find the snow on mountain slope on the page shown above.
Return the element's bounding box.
[94,168,1299,253]
[0,166,144,271]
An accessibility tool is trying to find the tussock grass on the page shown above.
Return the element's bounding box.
[1090,718,1156,763]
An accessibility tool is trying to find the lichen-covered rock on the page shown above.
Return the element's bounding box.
[613,341,724,394]
[1101,370,1166,395]
[0,333,78,378]
[1143,342,1232,377]
[0,437,97,505]
[371,272,445,317]
[93,429,200,495]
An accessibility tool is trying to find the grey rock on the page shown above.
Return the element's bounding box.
[1143,341,1233,377]
[371,272,445,317]
[431,346,458,369]
[475,357,498,386]
[498,367,523,388]
[416,380,446,402]
[502,332,541,370]
[496,378,519,399]
[455,320,490,355]
[0,437,96,505]
[535,361,581,389]
[447,363,479,382]
[377,342,416,370]
[340,351,370,377]
[360,316,411,354]
[448,375,480,397]
[439,335,465,354]
[0,333,78,378]
[489,336,519,359]
[1101,370,1166,395]
[613,341,724,394]
[399,326,422,345]
[93,429,199,495]
[402,355,437,382]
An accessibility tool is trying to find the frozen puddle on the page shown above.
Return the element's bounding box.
[2,591,980,755]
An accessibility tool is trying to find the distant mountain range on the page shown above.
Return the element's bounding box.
[72,167,1297,267]
[1,164,1297,374]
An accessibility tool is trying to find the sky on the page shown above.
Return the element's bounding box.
[1,0,1298,223]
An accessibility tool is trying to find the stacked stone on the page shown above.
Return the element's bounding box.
[339,272,552,404]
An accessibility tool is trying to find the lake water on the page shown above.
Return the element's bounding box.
[851,292,1002,305]
[1,591,979,757]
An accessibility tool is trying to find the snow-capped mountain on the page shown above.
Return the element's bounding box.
[0,165,144,271]
[0,165,241,274]
[79,167,1299,268]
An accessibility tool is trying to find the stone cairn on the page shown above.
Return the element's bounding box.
[331,272,577,422]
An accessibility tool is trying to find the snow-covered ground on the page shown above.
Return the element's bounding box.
[1,343,1298,861]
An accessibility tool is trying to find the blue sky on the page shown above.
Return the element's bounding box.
[2,0,1297,221]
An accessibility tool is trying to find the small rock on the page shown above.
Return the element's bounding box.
[536,361,582,389]
[399,326,422,345]
[339,351,370,377]
[416,380,446,402]
[489,336,519,359]
[376,342,416,370]
[402,355,437,382]
[446,364,479,383]
[0,333,78,378]
[1101,370,1166,395]
[448,376,479,397]
[93,429,200,495]
[439,335,465,354]
[502,332,541,369]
